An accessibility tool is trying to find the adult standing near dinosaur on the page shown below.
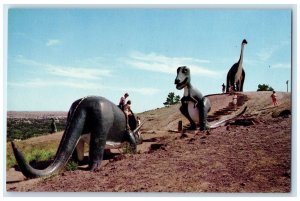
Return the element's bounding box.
[226,39,248,92]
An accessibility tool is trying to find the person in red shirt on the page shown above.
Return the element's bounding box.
[271,91,278,106]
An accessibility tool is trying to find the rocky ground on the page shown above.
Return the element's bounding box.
[6,91,292,193]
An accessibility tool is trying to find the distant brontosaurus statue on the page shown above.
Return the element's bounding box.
[11,96,143,178]
[226,39,248,92]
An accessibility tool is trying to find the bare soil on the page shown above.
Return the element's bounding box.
[6,91,292,193]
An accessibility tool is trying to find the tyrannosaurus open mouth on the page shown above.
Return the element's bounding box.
[176,78,188,90]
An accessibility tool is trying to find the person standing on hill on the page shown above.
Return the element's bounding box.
[271,91,278,106]
[135,116,142,140]
[222,83,226,93]
[50,118,57,133]
[232,93,238,110]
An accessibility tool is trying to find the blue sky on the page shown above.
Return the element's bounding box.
[7,8,292,112]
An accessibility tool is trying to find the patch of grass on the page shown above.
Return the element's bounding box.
[7,140,82,173]
[6,141,58,169]
[122,142,136,154]
[26,148,56,163]
[65,160,78,171]
[6,154,16,169]
[6,116,67,169]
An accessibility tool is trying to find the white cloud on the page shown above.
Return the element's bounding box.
[48,66,111,80]
[257,47,277,61]
[119,87,160,96]
[15,55,42,66]
[15,56,111,80]
[124,51,221,78]
[257,41,290,62]
[130,51,210,64]
[9,80,160,96]
[12,55,160,96]
[8,79,102,89]
[46,39,61,47]
[271,63,291,69]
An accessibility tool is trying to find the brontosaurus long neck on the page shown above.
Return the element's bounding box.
[238,43,245,68]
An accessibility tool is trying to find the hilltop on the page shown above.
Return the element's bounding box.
[6,91,292,192]
[138,91,291,131]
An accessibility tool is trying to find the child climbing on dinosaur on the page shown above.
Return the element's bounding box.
[118,93,129,110]
[123,100,134,130]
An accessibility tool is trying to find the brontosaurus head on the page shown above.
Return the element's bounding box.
[174,66,191,90]
[242,39,248,45]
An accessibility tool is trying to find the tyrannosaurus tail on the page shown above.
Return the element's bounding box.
[207,106,247,129]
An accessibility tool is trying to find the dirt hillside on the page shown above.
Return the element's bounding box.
[6,91,292,193]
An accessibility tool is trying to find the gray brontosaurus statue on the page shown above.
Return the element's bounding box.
[11,96,143,178]
[226,39,248,92]
[175,66,211,131]
[175,66,247,131]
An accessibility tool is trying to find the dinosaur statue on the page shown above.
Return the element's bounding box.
[226,39,248,92]
[11,96,143,178]
[175,66,247,131]
[175,66,211,131]
[71,108,142,163]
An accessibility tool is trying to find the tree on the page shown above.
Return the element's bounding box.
[257,84,274,91]
[163,92,180,106]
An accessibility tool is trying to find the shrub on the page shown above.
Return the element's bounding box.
[163,92,180,106]
[257,84,274,91]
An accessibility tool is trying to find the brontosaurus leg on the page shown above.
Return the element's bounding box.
[198,99,205,131]
[236,80,240,91]
[240,71,245,92]
[88,108,113,171]
[72,139,85,163]
[88,128,107,171]
[180,104,196,130]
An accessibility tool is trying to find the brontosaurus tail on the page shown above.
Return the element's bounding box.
[11,125,83,178]
[208,106,247,129]
[11,102,86,178]
[11,140,74,178]
[11,141,36,178]
[11,141,69,178]
[11,124,82,178]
